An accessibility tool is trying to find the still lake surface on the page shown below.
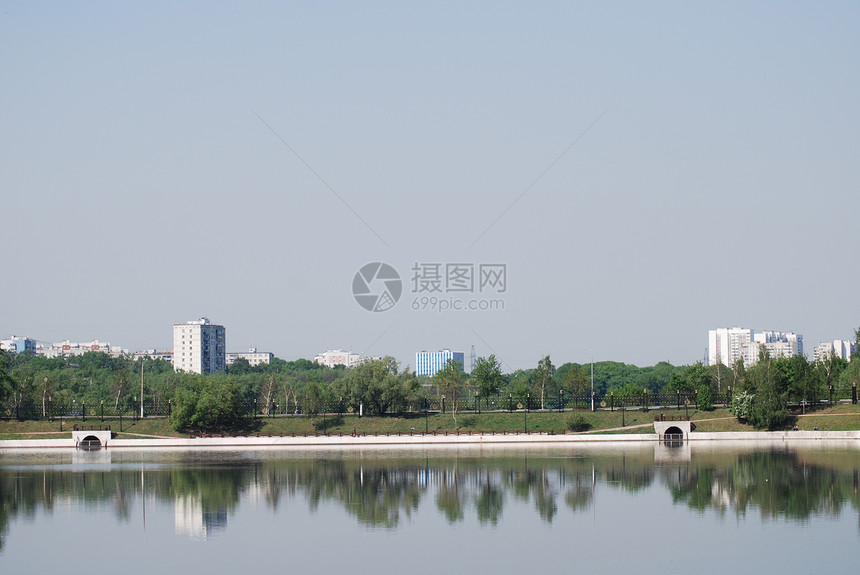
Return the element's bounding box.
[1,441,858,574]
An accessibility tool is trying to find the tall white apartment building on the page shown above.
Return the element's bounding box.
[708,328,752,367]
[754,331,804,357]
[415,349,465,377]
[710,327,804,367]
[813,340,853,363]
[742,339,798,365]
[314,349,361,368]
[173,318,226,374]
[743,331,803,365]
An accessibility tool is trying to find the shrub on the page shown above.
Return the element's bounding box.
[697,385,714,411]
[565,413,591,432]
[730,391,754,422]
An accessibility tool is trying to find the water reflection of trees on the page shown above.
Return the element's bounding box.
[1,448,859,547]
[666,450,860,522]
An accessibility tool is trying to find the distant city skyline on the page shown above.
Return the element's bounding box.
[2,3,858,371]
[4,318,856,373]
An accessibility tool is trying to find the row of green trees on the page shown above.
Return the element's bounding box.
[2,332,858,431]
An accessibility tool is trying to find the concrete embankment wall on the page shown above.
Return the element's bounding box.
[1,430,859,450]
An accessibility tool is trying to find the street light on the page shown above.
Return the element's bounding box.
[524,396,528,434]
[476,391,480,414]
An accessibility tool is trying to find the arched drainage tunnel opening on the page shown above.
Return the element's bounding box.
[79,435,102,450]
[663,426,684,447]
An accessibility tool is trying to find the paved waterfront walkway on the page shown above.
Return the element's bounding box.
[2,429,860,449]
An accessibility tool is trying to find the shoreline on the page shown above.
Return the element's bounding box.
[2,429,860,450]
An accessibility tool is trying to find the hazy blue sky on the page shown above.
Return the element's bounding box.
[2,1,858,371]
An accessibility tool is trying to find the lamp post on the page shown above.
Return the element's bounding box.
[590,358,595,412]
[509,393,513,413]
[476,391,480,414]
[559,389,564,413]
[424,397,429,435]
[100,400,104,422]
[140,358,145,420]
[441,395,446,414]
[524,397,528,434]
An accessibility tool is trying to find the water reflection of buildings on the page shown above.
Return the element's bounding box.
[174,495,228,539]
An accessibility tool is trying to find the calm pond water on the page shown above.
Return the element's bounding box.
[1,442,858,574]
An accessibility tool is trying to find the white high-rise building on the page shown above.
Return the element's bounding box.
[754,331,804,357]
[708,328,752,367]
[813,340,853,363]
[710,327,804,367]
[173,318,226,374]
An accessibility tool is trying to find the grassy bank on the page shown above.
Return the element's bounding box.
[2,403,859,440]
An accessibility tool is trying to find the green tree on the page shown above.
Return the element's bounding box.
[228,357,252,375]
[0,350,13,408]
[472,355,504,408]
[562,365,590,408]
[744,352,787,430]
[434,358,465,423]
[170,376,245,432]
[780,355,817,405]
[685,362,713,410]
[338,357,414,416]
[533,355,556,410]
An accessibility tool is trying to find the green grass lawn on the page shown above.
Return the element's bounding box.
[1,404,859,439]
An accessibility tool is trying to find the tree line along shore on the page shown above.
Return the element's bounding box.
[2,344,859,435]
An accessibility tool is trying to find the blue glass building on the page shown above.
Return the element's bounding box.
[415,349,465,376]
